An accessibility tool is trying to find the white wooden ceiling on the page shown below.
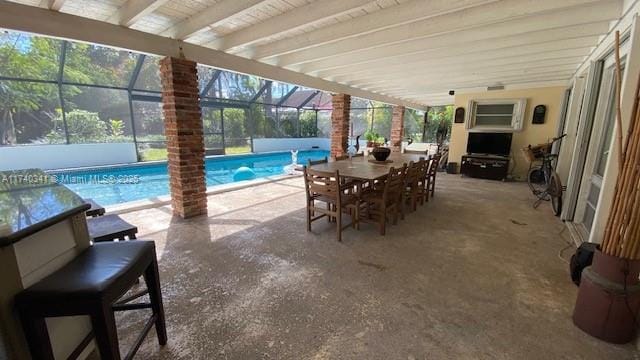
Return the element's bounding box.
[5,0,630,106]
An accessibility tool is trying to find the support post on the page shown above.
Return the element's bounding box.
[330,93,350,158]
[159,57,207,218]
[391,105,405,152]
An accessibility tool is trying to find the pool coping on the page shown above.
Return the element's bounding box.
[106,172,303,215]
[47,149,324,173]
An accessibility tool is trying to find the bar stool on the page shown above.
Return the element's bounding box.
[84,198,106,217]
[88,214,138,242]
[16,241,167,360]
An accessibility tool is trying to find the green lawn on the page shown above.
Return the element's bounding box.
[138,145,252,162]
[139,148,167,161]
[225,145,251,154]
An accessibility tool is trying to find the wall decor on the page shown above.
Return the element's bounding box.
[532,105,546,124]
[454,107,465,123]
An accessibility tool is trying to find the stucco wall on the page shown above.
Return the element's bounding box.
[252,138,330,153]
[0,143,137,171]
[449,86,566,180]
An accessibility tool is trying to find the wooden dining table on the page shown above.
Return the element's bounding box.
[308,152,426,181]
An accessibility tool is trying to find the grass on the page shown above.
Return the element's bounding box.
[138,145,252,162]
[225,145,251,154]
[139,148,167,161]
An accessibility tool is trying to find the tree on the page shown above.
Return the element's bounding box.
[47,109,109,143]
[0,33,131,145]
[0,35,62,144]
[425,106,453,143]
[403,108,425,142]
[299,110,317,137]
[222,108,246,145]
[370,102,393,140]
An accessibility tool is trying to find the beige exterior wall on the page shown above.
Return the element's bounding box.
[449,86,567,180]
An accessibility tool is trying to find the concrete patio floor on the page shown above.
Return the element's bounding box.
[115,174,637,359]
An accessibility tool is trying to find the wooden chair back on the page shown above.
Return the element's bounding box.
[428,154,441,177]
[308,157,328,166]
[416,157,428,180]
[382,165,406,205]
[405,161,421,187]
[334,153,363,161]
[303,167,341,204]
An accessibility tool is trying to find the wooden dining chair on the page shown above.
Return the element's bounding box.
[361,165,406,235]
[416,158,431,205]
[303,167,360,242]
[401,159,424,217]
[427,154,441,198]
[308,157,328,166]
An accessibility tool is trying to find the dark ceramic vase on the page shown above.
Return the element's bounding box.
[573,248,640,344]
[371,147,391,161]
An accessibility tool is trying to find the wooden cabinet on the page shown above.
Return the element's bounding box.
[461,154,509,181]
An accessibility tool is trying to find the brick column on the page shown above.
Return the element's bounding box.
[391,105,405,152]
[160,57,207,218]
[331,93,350,158]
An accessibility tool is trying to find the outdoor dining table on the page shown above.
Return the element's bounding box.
[308,152,425,181]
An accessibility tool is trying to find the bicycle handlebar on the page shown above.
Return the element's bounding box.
[552,134,567,143]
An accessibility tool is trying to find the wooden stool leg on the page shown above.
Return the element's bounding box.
[91,303,121,360]
[18,310,55,360]
[144,259,167,345]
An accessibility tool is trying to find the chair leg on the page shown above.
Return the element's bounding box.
[144,258,168,346]
[354,204,360,231]
[306,202,312,232]
[425,180,431,202]
[336,209,342,242]
[18,310,55,360]
[91,302,121,360]
[392,205,399,225]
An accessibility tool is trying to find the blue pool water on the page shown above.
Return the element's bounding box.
[50,150,329,206]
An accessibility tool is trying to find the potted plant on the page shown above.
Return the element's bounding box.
[573,31,640,344]
[364,130,378,147]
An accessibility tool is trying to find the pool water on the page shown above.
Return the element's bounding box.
[50,150,329,206]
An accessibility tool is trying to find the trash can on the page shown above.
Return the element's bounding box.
[447,162,457,174]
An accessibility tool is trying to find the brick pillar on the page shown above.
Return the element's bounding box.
[391,105,405,152]
[160,57,207,218]
[331,93,350,158]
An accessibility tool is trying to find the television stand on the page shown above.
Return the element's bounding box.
[461,154,509,181]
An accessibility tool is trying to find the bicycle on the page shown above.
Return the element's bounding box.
[524,134,566,216]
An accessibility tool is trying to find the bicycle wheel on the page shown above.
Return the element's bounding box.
[527,166,546,195]
[549,172,563,216]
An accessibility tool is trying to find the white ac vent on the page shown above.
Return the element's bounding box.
[487,85,505,91]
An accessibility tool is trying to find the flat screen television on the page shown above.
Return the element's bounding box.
[466,132,513,156]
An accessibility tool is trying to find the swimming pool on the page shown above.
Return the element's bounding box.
[50,150,329,206]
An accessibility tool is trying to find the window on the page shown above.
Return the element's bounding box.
[223,108,251,154]
[0,32,61,81]
[299,110,317,137]
[63,43,137,87]
[0,80,64,145]
[62,86,133,143]
[317,110,331,137]
[132,100,165,161]
[466,99,526,132]
[202,107,223,155]
[133,56,162,92]
[371,103,393,140]
[404,108,425,142]
[276,107,298,137]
